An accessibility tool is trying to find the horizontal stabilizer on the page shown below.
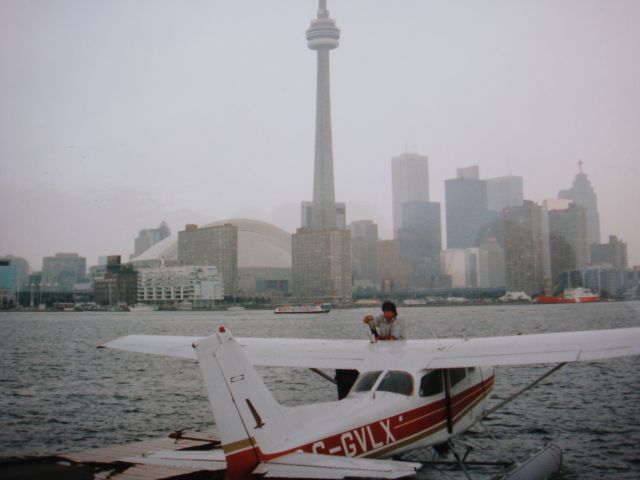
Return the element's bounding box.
[122,449,226,471]
[253,452,420,479]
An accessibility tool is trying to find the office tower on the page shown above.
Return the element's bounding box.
[41,253,86,293]
[132,221,170,258]
[0,255,30,291]
[478,238,506,288]
[377,240,411,293]
[93,256,138,306]
[502,201,549,295]
[292,0,352,304]
[445,166,494,249]
[349,220,379,289]
[301,201,346,229]
[591,235,628,269]
[0,260,17,305]
[397,201,442,288]
[177,223,238,297]
[486,175,524,213]
[559,161,601,245]
[392,153,430,236]
[547,203,589,284]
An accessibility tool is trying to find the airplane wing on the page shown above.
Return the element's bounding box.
[100,326,640,370]
[122,449,226,472]
[253,452,420,479]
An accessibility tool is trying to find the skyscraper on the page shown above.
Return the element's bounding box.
[559,161,601,246]
[41,253,86,293]
[486,175,523,213]
[503,201,549,295]
[392,153,430,237]
[445,166,494,249]
[292,0,351,304]
[132,221,170,259]
[349,220,379,289]
[547,203,589,284]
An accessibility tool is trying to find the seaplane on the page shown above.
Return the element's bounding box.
[101,324,640,479]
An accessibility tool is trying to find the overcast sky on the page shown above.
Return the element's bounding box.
[1,0,639,269]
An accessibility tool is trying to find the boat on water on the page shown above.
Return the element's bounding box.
[226,305,246,311]
[129,304,158,313]
[537,287,600,304]
[274,304,330,314]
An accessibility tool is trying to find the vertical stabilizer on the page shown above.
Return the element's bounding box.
[193,326,283,478]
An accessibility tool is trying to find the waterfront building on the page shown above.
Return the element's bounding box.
[391,153,430,237]
[0,255,30,290]
[291,0,352,304]
[445,166,494,249]
[177,223,238,297]
[237,267,290,300]
[0,260,17,306]
[440,248,489,288]
[559,161,601,245]
[349,220,379,290]
[547,203,589,285]
[377,240,411,293]
[486,175,523,213]
[583,266,626,298]
[503,201,549,295]
[41,253,86,293]
[132,221,170,259]
[137,265,223,307]
[591,235,628,269]
[93,255,138,306]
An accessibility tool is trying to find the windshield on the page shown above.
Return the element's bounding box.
[352,371,382,392]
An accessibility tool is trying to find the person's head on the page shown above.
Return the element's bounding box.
[381,301,397,321]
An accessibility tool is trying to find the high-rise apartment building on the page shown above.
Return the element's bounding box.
[591,235,628,269]
[503,201,549,295]
[291,0,352,304]
[559,161,601,245]
[547,203,589,284]
[137,265,223,306]
[391,153,429,237]
[349,220,379,289]
[132,221,170,259]
[177,223,238,297]
[41,253,86,293]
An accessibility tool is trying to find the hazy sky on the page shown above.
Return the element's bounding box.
[1,0,639,269]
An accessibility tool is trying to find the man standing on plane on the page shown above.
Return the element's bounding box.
[363,300,406,340]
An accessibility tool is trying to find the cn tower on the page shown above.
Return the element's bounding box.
[306,0,340,231]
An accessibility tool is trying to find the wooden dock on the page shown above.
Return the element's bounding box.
[1,428,225,480]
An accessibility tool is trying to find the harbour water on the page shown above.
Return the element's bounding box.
[1,302,639,479]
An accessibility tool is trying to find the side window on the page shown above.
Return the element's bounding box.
[419,370,443,397]
[353,371,382,392]
[449,368,466,387]
[377,371,413,396]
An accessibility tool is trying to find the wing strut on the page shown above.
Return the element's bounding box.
[481,363,567,420]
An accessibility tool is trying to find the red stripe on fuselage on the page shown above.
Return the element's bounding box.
[255,374,495,463]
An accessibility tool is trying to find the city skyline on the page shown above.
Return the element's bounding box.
[1,0,639,267]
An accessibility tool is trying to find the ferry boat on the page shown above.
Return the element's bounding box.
[274,304,330,314]
[536,287,600,304]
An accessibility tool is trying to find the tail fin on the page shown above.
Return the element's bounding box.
[193,326,283,479]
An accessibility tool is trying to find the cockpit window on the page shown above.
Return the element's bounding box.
[353,371,382,392]
[376,370,413,396]
[419,370,443,397]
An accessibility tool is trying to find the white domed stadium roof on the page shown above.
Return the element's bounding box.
[131,218,291,268]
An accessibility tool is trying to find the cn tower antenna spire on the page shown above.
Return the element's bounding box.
[306,0,340,230]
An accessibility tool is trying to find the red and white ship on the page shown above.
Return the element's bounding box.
[537,287,600,304]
